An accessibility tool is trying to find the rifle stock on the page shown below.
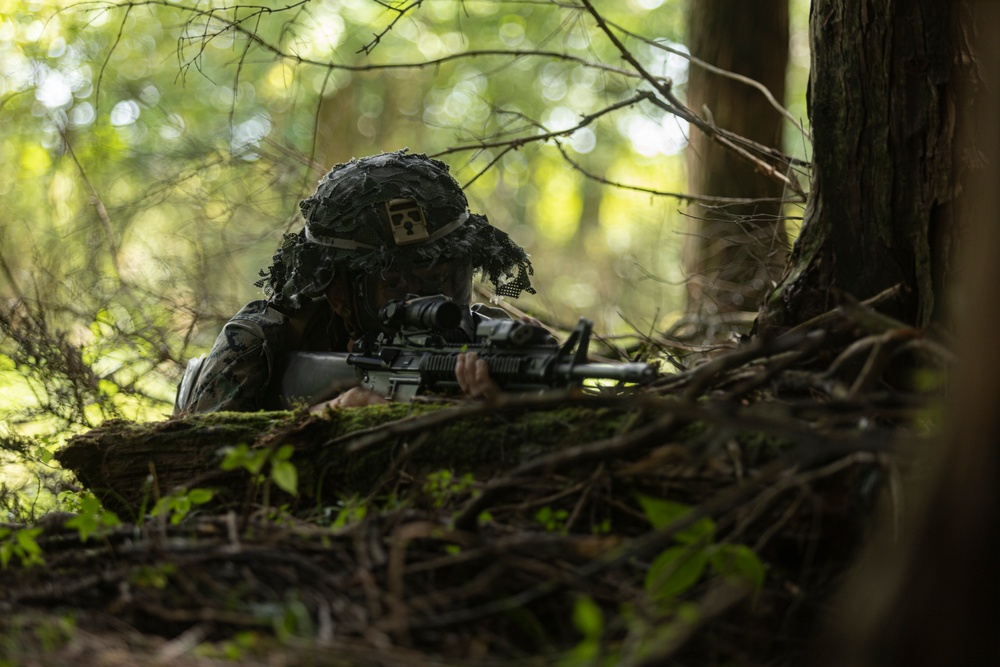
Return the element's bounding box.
[279,350,357,407]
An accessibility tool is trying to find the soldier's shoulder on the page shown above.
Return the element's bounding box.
[212,300,289,353]
[229,299,289,328]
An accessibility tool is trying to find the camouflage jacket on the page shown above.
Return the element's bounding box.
[175,299,350,413]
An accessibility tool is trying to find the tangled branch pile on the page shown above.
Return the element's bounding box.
[0,301,944,666]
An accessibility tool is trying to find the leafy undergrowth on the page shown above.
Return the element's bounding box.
[0,305,946,666]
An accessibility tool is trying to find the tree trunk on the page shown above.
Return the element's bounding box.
[759,0,957,336]
[684,0,789,321]
[816,3,1000,665]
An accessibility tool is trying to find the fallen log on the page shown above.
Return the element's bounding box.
[56,397,644,519]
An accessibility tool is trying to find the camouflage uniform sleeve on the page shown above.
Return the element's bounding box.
[183,300,289,413]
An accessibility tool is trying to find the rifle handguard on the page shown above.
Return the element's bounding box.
[279,297,659,406]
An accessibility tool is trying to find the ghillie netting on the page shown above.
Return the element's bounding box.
[0,294,946,666]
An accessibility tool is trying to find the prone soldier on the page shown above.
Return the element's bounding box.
[175,150,537,413]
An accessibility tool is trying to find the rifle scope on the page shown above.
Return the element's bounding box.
[379,295,462,330]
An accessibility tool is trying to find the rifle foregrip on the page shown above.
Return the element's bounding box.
[421,353,523,378]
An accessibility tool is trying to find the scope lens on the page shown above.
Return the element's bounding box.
[379,296,462,329]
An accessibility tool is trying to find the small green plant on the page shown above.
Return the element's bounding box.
[274,590,315,640]
[194,631,260,661]
[637,494,766,606]
[220,443,269,477]
[330,496,368,529]
[33,613,78,654]
[535,506,570,532]
[151,487,215,525]
[63,493,121,542]
[0,526,44,568]
[561,595,605,666]
[269,446,298,496]
[422,469,475,508]
[221,443,299,496]
[592,518,612,534]
[129,563,178,589]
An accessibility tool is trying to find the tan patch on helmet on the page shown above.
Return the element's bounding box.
[385,198,430,246]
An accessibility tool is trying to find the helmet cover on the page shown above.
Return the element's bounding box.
[257,150,535,311]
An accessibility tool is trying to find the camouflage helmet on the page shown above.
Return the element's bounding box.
[257,150,535,311]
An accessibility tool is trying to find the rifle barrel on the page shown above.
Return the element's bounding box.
[562,361,657,384]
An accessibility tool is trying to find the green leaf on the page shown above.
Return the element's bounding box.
[572,595,604,639]
[188,488,214,505]
[271,460,298,496]
[65,495,107,542]
[219,445,248,471]
[16,528,42,555]
[645,545,709,602]
[78,495,101,514]
[635,494,715,544]
[709,544,766,591]
[170,497,191,524]
[332,504,366,529]
[16,534,44,566]
[220,444,266,473]
[151,497,172,519]
[65,513,98,542]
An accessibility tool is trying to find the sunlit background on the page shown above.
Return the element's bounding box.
[0,0,810,454]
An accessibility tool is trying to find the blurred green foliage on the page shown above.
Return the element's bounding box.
[0,0,809,511]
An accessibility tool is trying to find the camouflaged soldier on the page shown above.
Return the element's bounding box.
[175,150,536,413]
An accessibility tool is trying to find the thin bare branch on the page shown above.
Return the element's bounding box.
[358,0,424,55]
[431,91,654,174]
[57,127,122,283]
[577,0,807,198]
[553,141,806,205]
[604,17,812,143]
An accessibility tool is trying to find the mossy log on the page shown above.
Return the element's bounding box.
[56,399,640,518]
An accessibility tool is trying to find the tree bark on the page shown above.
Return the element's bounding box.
[817,3,1000,665]
[759,0,957,335]
[684,0,789,321]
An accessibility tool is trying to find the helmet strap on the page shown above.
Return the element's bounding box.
[323,273,363,341]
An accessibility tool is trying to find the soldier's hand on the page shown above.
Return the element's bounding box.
[310,386,390,412]
[455,351,501,401]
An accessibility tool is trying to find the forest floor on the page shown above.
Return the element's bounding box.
[0,299,945,666]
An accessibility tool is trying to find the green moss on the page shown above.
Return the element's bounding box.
[314,401,447,432]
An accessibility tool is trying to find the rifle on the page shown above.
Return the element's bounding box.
[278,295,657,407]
